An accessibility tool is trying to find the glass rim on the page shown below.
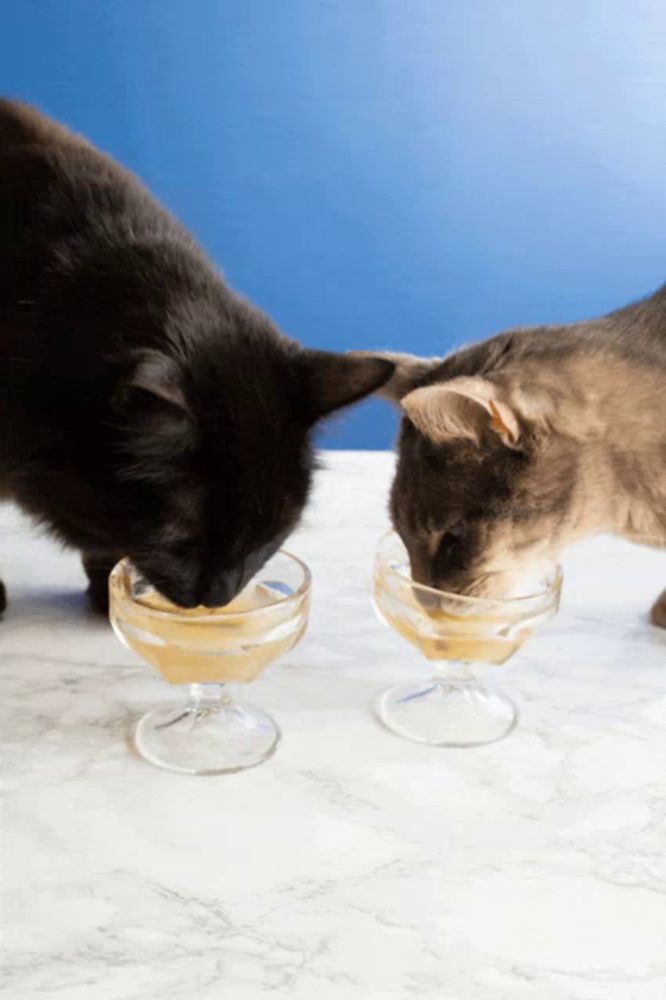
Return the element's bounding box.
[109,549,312,623]
[375,529,563,608]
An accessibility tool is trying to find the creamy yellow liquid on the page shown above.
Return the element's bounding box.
[112,580,306,684]
[375,581,529,665]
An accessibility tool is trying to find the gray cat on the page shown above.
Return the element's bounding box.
[362,284,666,626]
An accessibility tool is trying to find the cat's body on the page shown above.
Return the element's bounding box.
[0,99,392,613]
[368,284,666,626]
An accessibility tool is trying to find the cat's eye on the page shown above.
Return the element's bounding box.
[437,525,465,554]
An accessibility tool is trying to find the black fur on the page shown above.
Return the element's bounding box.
[0,100,393,610]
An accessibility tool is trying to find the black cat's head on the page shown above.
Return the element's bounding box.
[100,310,393,607]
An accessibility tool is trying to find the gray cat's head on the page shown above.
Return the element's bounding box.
[364,347,581,597]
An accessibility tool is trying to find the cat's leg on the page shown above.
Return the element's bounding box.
[650,588,666,629]
[82,551,121,615]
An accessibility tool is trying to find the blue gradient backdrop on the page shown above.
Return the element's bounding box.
[3,1,665,447]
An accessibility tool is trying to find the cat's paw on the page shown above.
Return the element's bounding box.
[0,579,6,617]
[650,588,666,629]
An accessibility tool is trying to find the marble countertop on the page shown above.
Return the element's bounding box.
[2,451,665,1000]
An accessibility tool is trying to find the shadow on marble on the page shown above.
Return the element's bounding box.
[1,585,103,624]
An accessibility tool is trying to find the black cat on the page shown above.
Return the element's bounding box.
[0,100,392,613]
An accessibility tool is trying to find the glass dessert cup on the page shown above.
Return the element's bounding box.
[373,531,562,748]
[109,551,311,775]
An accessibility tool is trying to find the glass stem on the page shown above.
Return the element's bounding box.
[187,683,230,711]
[431,661,473,689]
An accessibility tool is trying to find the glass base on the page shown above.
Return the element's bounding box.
[135,695,281,775]
[376,677,518,747]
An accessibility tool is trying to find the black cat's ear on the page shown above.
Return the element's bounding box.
[347,351,440,402]
[112,353,195,465]
[303,350,395,421]
[114,352,190,417]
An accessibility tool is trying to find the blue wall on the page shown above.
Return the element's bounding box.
[3,1,665,447]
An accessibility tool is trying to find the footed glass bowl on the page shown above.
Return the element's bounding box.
[373,531,562,747]
[109,551,311,775]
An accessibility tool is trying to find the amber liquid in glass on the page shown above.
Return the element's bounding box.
[374,578,529,664]
[114,582,305,684]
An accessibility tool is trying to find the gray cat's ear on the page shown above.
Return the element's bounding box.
[402,377,521,447]
[304,350,395,420]
[347,351,440,402]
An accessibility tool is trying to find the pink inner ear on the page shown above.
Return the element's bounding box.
[488,399,520,444]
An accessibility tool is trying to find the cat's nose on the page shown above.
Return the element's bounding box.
[199,568,245,608]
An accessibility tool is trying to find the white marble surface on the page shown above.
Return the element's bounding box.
[2,450,666,1000]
